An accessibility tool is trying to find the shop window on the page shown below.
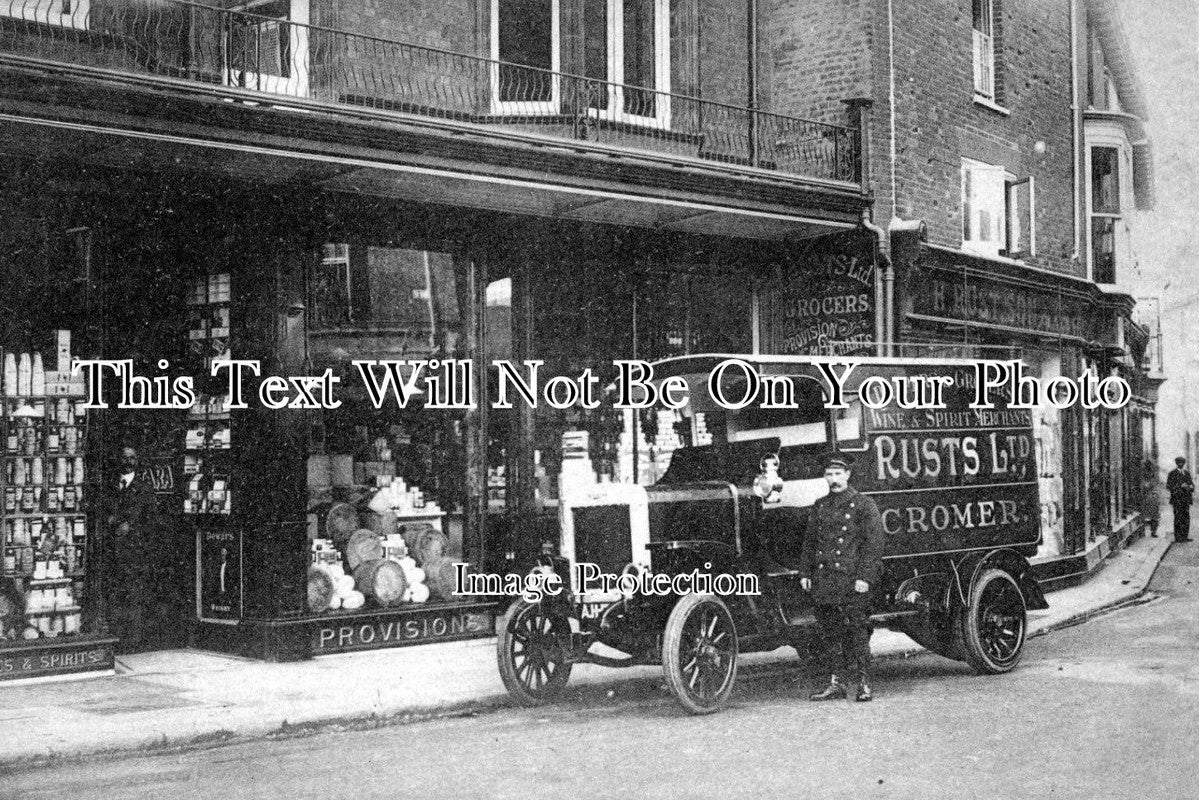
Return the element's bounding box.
[961,159,1035,259]
[305,245,469,618]
[312,244,352,328]
[972,0,999,101]
[581,0,671,127]
[310,244,461,349]
[225,0,309,97]
[491,0,561,114]
[1090,147,1121,284]
[0,0,89,29]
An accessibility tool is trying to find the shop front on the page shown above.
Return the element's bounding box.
[0,160,117,681]
[0,136,873,667]
[892,235,1154,586]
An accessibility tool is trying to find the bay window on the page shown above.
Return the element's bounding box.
[1090,147,1121,283]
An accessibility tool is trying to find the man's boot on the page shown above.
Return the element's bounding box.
[809,675,847,701]
[855,672,872,702]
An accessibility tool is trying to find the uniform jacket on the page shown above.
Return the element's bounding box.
[799,486,885,605]
[1167,468,1194,506]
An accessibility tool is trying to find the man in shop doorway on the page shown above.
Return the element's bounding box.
[799,453,885,703]
[1167,457,1194,544]
[104,445,158,651]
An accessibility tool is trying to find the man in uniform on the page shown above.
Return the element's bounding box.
[799,453,885,702]
[1167,456,1194,543]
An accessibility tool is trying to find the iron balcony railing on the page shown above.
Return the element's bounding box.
[0,0,861,184]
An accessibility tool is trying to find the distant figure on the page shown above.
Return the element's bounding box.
[1142,460,1160,538]
[1166,457,1194,543]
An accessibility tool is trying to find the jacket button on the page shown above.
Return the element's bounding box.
[834,562,840,568]
[850,503,855,508]
[842,526,847,531]
[838,538,843,543]
[845,513,851,519]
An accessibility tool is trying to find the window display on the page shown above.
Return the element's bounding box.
[305,243,470,616]
[0,333,89,643]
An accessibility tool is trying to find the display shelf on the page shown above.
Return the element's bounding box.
[183,273,235,517]
[1,342,91,645]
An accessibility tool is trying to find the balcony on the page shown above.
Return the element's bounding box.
[0,0,861,187]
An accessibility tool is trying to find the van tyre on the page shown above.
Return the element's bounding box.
[497,600,574,706]
[956,568,1027,674]
[662,594,739,715]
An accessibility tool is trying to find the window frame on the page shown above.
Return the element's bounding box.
[598,0,672,129]
[1005,175,1036,260]
[1087,145,1124,284]
[972,0,996,101]
[961,158,1036,260]
[961,158,1006,257]
[223,0,310,98]
[490,0,562,116]
[0,0,89,30]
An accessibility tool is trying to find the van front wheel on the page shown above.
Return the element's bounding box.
[956,568,1027,674]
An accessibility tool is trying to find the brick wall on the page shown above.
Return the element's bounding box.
[768,0,1081,277]
[329,0,480,53]
[886,0,1078,275]
[767,0,873,127]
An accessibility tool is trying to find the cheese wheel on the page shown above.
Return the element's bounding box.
[341,590,366,610]
[307,567,336,613]
[345,529,384,571]
[353,559,408,607]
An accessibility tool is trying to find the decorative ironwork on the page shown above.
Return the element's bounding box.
[0,0,861,184]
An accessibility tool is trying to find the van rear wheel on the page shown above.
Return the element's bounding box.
[956,568,1027,674]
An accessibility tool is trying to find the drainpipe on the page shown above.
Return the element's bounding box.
[861,211,890,357]
[1069,0,1083,261]
[747,0,758,168]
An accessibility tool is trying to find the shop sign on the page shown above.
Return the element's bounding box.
[138,457,176,496]
[0,641,114,681]
[197,528,242,621]
[856,401,1040,555]
[759,231,877,357]
[911,266,1091,340]
[312,606,494,654]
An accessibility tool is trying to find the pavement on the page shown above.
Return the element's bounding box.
[0,528,1176,770]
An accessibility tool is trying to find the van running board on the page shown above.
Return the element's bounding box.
[785,608,925,627]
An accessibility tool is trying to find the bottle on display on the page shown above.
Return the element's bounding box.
[3,353,15,396]
[31,353,45,395]
[17,354,31,396]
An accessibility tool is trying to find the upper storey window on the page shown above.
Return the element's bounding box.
[0,0,89,30]
[491,0,670,127]
[1090,147,1122,284]
[492,0,561,113]
[972,0,997,101]
[962,159,1035,260]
